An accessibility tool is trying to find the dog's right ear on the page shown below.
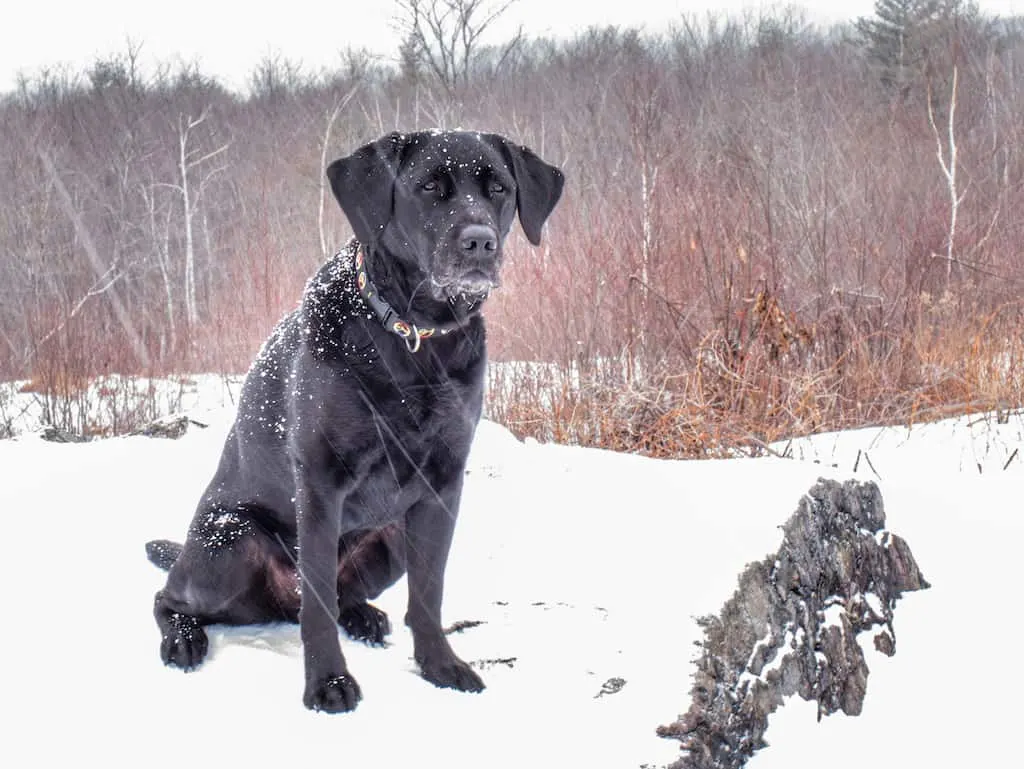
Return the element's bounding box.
[326,132,407,245]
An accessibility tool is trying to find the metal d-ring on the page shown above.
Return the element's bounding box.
[405,326,423,354]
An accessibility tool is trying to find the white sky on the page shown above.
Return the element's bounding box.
[1,0,1020,94]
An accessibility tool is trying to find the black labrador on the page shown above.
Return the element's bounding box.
[146,130,564,712]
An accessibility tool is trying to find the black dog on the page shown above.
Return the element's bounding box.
[146,130,563,712]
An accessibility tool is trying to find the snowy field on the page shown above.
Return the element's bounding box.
[1,380,1021,768]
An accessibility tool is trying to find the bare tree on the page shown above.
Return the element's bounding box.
[163,108,231,329]
[393,0,522,93]
[928,65,963,284]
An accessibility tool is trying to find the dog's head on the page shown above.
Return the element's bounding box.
[327,130,564,302]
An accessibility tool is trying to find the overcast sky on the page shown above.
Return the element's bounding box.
[2,0,1020,94]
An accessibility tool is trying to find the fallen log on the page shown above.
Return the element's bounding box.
[658,478,928,768]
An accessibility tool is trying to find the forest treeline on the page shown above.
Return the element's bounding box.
[2,1,1023,452]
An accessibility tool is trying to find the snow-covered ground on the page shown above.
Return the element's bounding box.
[1,381,1021,767]
[0,375,242,438]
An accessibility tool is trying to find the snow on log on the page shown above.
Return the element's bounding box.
[657,478,929,769]
[37,425,91,443]
[130,415,208,439]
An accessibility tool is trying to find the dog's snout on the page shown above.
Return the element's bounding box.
[458,225,498,254]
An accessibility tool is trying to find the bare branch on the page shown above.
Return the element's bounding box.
[187,141,232,170]
[37,147,151,369]
[29,263,126,361]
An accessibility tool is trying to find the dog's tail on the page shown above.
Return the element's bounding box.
[146,539,184,571]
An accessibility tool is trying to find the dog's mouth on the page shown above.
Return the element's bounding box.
[432,271,499,302]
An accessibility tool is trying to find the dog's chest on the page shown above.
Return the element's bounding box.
[339,380,476,530]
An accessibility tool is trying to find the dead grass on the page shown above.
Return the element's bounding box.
[486,290,1024,459]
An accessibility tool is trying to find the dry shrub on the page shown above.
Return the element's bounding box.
[487,288,1024,458]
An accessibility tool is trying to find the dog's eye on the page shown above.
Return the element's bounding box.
[421,181,438,192]
[489,182,506,194]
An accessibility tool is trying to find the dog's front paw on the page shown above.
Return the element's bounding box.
[304,672,362,713]
[419,655,485,693]
[339,602,391,645]
[160,614,208,670]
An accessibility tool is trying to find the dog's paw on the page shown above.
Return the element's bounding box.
[339,602,391,645]
[419,656,486,693]
[303,672,362,713]
[160,615,208,671]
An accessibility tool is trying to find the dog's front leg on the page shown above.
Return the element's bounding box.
[294,457,361,713]
[404,483,485,693]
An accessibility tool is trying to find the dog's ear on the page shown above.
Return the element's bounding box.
[326,132,408,245]
[485,135,565,246]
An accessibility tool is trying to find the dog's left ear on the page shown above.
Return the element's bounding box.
[327,132,408,245]
[484,135,565,246]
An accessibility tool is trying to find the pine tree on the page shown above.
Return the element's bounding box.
[856,0,976,96]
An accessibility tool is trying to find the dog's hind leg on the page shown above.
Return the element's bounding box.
[153,506,299,670]
[154,591,210,670]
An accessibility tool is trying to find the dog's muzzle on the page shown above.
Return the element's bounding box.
[434,224,502,300]
[451,270,497,294]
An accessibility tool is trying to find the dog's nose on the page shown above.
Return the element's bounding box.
[458,225,498,254]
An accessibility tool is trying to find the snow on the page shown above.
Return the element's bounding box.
[0,374,242,437]
[0,380,1021,767]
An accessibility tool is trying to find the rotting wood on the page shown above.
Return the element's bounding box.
[658,478,928,769]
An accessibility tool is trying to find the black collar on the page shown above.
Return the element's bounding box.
[352,244,471,353]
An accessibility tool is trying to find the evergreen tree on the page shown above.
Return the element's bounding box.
[856,0,977,95]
